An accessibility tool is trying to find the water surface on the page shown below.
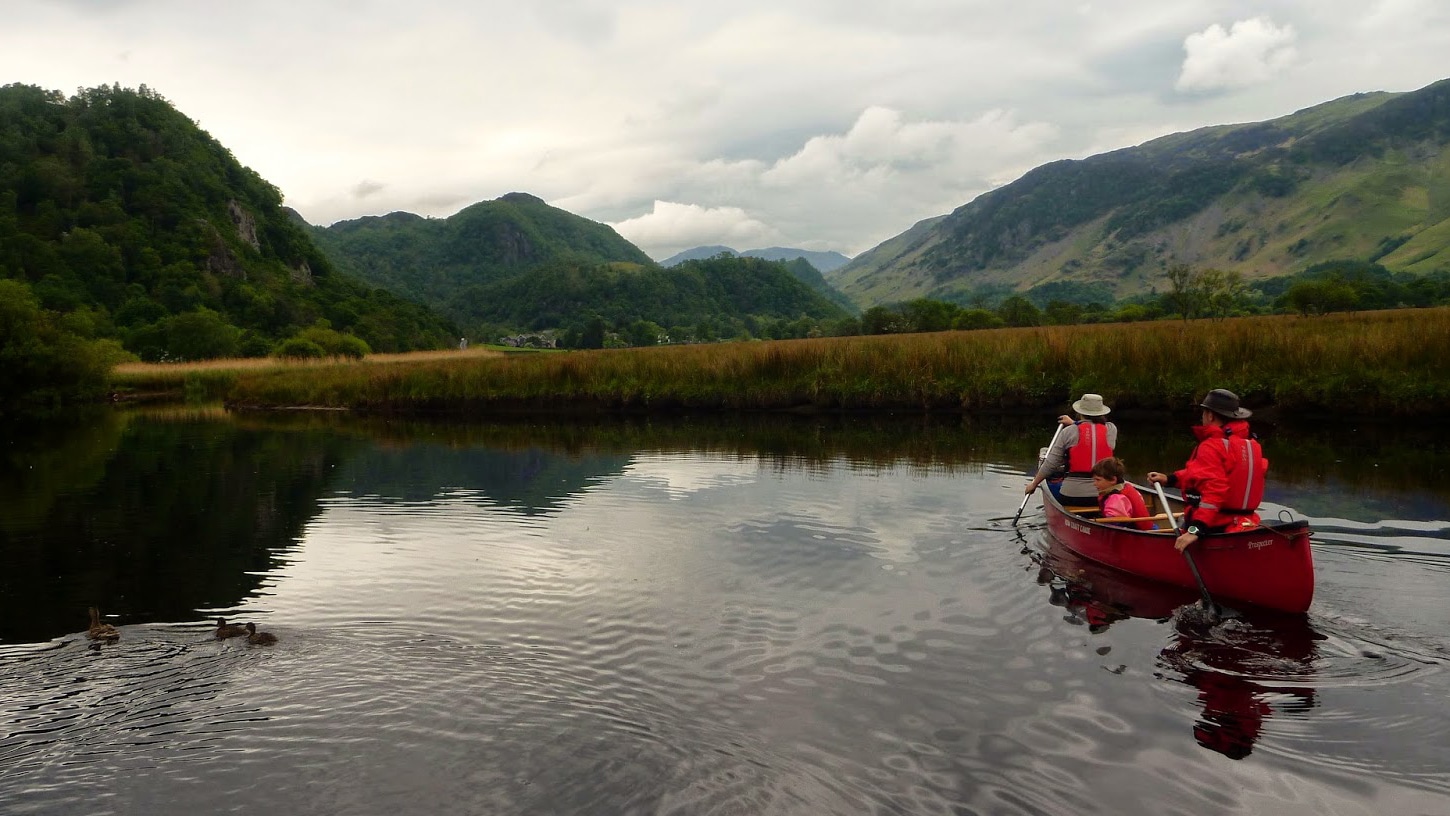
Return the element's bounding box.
[2,410,1447,815]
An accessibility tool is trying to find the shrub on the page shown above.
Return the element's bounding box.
[272,337,327,359]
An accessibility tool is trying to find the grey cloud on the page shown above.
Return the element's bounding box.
[408,192,471,211]
[351,180,385,199]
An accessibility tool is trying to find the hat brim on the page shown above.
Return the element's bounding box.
[1201,405,1252,419]
[1072,400,1111,416]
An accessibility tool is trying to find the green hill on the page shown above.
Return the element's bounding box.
[828,79,1450,307]
[309,194,653,323]
[470,255,850,334]
[310,197,850,338]
[0,83,456,364]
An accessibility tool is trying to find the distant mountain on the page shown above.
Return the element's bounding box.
[660,245,856,313]
[659,245,738,266]
[309,200,850,336]
[662,245,852,272]
[0,83,457,361]
[828,78,1450,307]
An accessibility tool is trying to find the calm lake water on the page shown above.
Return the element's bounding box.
[2,408,1448,815]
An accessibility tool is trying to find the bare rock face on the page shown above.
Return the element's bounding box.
[291,260,313,285]
[203,222,246,280]
[493,223,536,266]
[228,200,260,251]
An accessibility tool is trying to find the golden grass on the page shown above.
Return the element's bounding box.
[111,308,1450,416]
[113,347,505,382]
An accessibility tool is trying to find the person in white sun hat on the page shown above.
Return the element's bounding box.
[1025,393,1118,506]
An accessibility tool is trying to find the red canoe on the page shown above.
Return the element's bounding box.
[1038,484,1315,614]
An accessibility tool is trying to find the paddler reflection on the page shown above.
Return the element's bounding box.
[1034,536,1321,759]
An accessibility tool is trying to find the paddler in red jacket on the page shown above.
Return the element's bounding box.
[1148,389,1268,552]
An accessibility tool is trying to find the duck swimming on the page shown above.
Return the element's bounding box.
[87,607,120,643]
[214,618,248,639]
[244,622,278,645]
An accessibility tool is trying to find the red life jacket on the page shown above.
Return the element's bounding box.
[1098,482,1155,530]
[1218,431,1267,514]
[1067,421,1112,474]
[1121,483,1155,530]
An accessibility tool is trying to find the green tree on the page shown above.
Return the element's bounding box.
[1283,280,1359,315]
[579,316,607,349]
[997,296,1041,327]
[0,279,130,417]
[901,298,958,332]
[951,309,1004,330]
[1162,263,1207,320]
[623,319,664,347]
[160,308,241,360]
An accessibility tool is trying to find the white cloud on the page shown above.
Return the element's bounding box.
[1176,17,1298,93]
[611,201,778,259]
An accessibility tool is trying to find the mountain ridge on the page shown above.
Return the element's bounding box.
[827,79,1450,307]
[660,245,852,272]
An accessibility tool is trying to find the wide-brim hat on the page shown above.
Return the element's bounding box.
[1199,388,1251,419]
[1071,393,1111,416]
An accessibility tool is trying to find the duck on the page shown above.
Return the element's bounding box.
[244,622,278,645]
[87,607,120,643]
[214,617,249,639]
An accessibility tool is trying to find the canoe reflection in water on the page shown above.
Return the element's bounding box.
[1032,534,1322,760]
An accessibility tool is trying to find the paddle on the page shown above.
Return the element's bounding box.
[1095,511,1184,524]
[1012,423,1066,526]
[1153,480,1219,616]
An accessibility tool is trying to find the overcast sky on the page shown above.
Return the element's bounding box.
[4,1,1449,260]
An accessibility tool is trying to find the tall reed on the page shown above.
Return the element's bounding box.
[110,309,1450,416]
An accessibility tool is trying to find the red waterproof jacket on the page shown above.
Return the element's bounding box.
[1098,482,1155,530]
[1172,420,1268,530]
[1067,421,1112,474]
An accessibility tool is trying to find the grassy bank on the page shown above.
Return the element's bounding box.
[110,308,1450,416]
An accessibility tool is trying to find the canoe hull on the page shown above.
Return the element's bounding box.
[1040,486,1315,614]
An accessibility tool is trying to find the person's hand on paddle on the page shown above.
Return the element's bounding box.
[1174,531,1199,552]
[1057,415,1073,426]
[1146,471,1169,485]
[1023,478,1040,495]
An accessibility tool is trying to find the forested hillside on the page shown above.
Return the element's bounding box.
[470,255,850,343]
[830,78,1450,307]
[310,199,851,341]
[0,83,456,376]
[309,194,653,326]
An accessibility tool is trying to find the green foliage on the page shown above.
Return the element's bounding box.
[473,256,849,343]
[1257,259,1450,314]
[1024,280,1115,308]
[309,194,654,326]
[1283,280,1360,315]
[0,82,456,372]
[290,323,371,359]
[997,296,1041,327]
[0,278,134,417]
[952,309,1005,330]
[272,337,327,359]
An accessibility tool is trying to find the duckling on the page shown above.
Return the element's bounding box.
[87,607,120,643]
[214,617,248,639]
[244,622,278,645]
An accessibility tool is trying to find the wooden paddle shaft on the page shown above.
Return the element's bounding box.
[1095,512,1183,524]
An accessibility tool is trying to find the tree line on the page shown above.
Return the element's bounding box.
[544,259,1450,348]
